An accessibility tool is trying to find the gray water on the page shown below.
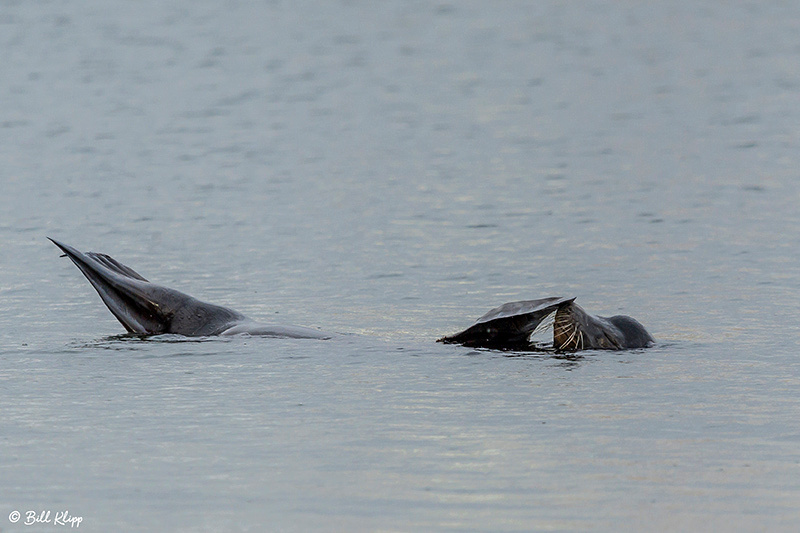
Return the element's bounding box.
[2,1,800,531]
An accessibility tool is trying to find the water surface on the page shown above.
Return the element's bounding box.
[2,1,799,531]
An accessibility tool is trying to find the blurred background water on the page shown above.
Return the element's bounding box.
[1,1,799,531]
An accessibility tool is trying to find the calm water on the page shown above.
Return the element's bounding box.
[2,1,800,531]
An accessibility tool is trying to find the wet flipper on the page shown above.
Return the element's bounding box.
[438,297,575,349]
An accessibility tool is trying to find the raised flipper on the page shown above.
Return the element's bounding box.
[50,238,247,335]
[86,252,149,282]
[437,297,575,349]
[49,238,334,338]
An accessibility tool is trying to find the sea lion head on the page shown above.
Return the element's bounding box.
[554,302,653,351]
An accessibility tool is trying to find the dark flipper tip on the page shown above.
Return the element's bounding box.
[48,237,65,249]
[48,237,68,257]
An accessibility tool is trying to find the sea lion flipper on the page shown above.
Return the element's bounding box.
[86,252,149,282]
[49,238,333,339]
[438,297,574,349]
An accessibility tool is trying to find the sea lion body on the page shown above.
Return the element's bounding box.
[50,239,653,350]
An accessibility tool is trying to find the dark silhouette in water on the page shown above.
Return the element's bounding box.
[50,239,653,350]
[49,238,331,338]
[437,297,653,351]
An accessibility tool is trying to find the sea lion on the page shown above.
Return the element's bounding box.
[49,238,332,339]
[50,239,654,350]
[438,297,653,351]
